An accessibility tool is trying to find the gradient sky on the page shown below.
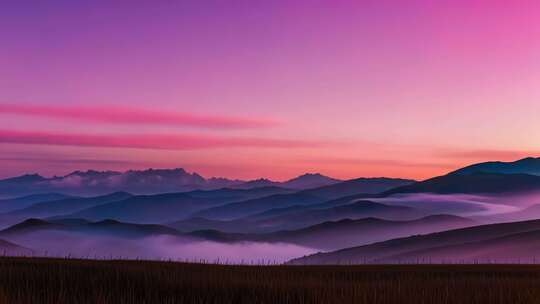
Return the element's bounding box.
[1,0,540,180]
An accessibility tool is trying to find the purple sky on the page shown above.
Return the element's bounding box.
[1,0,540,180]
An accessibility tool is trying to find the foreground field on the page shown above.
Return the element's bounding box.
[1,258,540,303]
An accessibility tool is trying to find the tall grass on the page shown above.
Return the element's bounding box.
[1,257,540,303]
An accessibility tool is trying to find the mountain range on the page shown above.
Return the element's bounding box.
[1,157,540,263]
[0,169,347,197]
[191,214,475,251]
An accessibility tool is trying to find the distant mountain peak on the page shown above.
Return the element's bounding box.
[67,170,120,177]
[0,167,246,196]
[289,173,332,180]
[1,218,61,234]
[3,173,46,183]
[254,178,273,182]
[93,219,122,225]
[297,173,325,178]
[283,173,340,190]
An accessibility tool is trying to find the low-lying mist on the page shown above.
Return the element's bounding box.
[3,231,316,264]
[371,193,533,217]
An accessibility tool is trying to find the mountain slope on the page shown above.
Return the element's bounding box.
[7,192,133,218]
[0,169,344,197]
[385,173,540,195]
[232,173,341,190]
[196,215,476,251]
[261,215,475,250]
[379,229,540,263]
[256,201,423,230]
[302,177,415,199]
[167,217,254,233]
[288,219,540,264]
[450,157,540,176]
[184,186,293,201]
[0,218,181,239]
[0,168,244,196]
[172,200,425,233]
[0,193,71,213]
[282,173,341,189]
[193,193,327,220]
[62,193,237,223]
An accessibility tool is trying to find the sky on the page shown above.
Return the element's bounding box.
[1,0,540,181]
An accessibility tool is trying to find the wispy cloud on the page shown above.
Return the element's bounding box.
[297,157,454,169]
[0,130,322,150]
[0,104,279,129]
[437,149,540,160]
[0,157,137,166]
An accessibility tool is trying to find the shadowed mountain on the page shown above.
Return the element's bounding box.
[288,219,540,265]
[60,192,244,223]
[0,174,47,197]
[76,219,180,238]
[256,201,424,230]
[450,157,540,176]
[170,200,425,233]
[0,169,344,197]
[184,186,294,201]
[0,218,63,235]
[384,173,540,195]
[301,177,415,200]
[168,217,255,233]
[198,177,410,222]
[231,179,280,189]
[281,173,341,189]
[232,173,341,190]
[193,193,327,220]
[379,229,540,263]
[0,218,181,239]
[195,215,476,251]
[167,192,393,234]
[243,205,314,222]
[7,192,133,218]
[52,186,297,224]
[0,169,244,197]
[0,193,72,213]
[235,193,386,223]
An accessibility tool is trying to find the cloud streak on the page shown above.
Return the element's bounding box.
[297,157,454,169]
[0,104,279,129]
[437,149,540,160]
[0,157,138,166]
[0,130,323,150]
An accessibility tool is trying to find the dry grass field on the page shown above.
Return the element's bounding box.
[0,257,540,303]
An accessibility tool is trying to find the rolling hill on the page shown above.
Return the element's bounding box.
[384,173,540,195]
[450,157,540,176]
[193,193,327,220]
[0,193,72,213]
[194,215,476,251]
[60,192,240,223]
[255,201,424,230]
[7,192,133,218]
[232,173,341,190]
[301,177,415,199]
[288,219,540,264]
[170,200,426,233]
[0,218,181,239]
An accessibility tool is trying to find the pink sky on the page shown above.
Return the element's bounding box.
[1,0,540,180]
